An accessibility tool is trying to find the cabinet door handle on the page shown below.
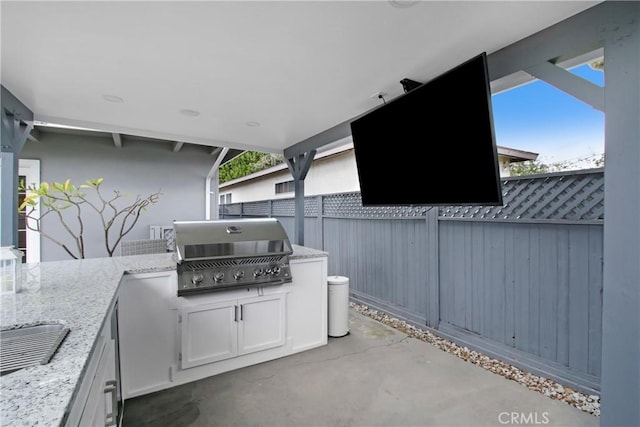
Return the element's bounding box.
[240,304,244,321]
[104,379,118,426]
[234,305,238,322]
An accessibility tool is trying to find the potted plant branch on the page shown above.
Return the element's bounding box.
[19,178,162,259]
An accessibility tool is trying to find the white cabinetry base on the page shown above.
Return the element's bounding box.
[118,254,328,399]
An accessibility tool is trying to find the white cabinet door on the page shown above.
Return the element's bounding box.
[79,339,117,427]
[118,271,177,399]
[288,257,328,352]
[179,293,286,369]
[238,294,286,355]
[67,300,120,427]
[180,300,238,368]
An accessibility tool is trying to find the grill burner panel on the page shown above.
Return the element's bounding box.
[177,255,292,296]
[174,219,293,296]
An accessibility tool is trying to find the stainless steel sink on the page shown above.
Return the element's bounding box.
[0,322,70,375]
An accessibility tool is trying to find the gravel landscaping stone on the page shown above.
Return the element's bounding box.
[350,302,601,417]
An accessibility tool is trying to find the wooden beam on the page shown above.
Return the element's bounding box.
[285,150,317,246]
[172,141,184,152]
[112,133,122,148]
[206,147,230,220]
[27,128,40,143]
[525,60,604,111]
[1,85,34,247]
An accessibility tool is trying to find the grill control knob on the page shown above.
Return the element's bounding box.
[191,273,204,286]
[271,266,281,276]
[213,272,225,282]
[234,270,245,280]
[253,268,264,278]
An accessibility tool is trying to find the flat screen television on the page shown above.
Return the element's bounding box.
[350,52,503,206]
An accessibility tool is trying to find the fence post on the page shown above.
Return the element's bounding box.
[317,195,324,251]
[427,206,440,328]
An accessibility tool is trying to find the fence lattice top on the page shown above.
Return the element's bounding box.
[221,169,605,222]
[441,169,604,221]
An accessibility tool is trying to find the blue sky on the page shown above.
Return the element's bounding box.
[491,63,605,167]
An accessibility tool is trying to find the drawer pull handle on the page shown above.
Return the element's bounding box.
[104,379,118,426]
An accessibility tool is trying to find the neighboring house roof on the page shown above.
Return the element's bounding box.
[496,145,538,162]
[219,141,538,189]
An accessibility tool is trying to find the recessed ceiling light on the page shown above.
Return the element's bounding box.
[180,109,200,117]
[102,94,124,103]
[246,121,260,127]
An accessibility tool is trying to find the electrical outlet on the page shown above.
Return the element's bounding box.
[370,91,387,100]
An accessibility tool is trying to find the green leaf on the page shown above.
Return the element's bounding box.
[18,195,38,210]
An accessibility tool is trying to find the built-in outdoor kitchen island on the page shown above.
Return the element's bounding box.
[0,244,328,426]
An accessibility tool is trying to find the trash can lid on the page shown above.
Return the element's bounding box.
[328,275,349,285]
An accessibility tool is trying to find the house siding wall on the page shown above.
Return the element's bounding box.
[222,169,292,203]
[304,150,361,196]
[20,132,213,261]
[220,148,513,204]
[221,149,361,203]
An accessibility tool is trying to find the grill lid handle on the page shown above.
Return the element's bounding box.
[226,226,242,234]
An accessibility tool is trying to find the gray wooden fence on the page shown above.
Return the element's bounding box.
[220,168,604,394]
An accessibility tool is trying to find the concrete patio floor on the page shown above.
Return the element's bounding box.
[122,310,599,427]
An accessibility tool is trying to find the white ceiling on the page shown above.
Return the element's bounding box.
[1,1,601,155]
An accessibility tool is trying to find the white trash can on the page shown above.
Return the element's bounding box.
[328,275,350,337]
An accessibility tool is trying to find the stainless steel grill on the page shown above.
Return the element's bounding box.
[173,218,293,296]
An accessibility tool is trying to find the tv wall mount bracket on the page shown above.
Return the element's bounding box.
[400,78,422,93]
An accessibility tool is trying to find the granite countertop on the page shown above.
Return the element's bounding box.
[0,245,326,426]
[0,253,177,427]
[291,244,328,259]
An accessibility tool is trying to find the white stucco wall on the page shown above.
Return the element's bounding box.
[302,149,361,196]
[499,158,511,176]
[220,147,514,204]
[21,132,215,261]
[220,169,291,203]
[220,150,360,204]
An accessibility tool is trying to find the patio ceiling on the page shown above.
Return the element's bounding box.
[1,1,602,156]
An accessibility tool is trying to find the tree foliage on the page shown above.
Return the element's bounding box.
[19,178,161,259]
[219,151,284,183]
[508,160,551,176]
[509,153,605,177]
[589,58,604,71]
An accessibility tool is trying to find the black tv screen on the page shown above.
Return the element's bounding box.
[350,52,503,206]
